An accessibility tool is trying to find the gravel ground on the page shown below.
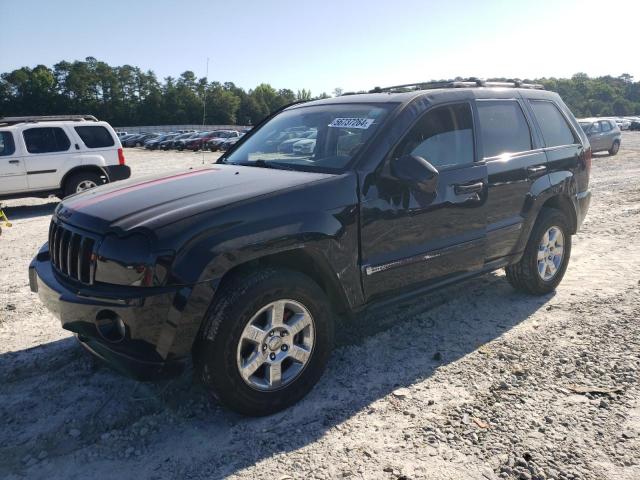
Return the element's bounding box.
[1,137,639,480]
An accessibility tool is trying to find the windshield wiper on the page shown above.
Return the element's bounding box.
[235,159,297,171]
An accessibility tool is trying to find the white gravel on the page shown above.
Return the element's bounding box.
[1,138,639,479]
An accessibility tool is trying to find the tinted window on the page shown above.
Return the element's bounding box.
[530,100,577,147]
[395,103,474,168]
[476,100,532,158]
[74,126,115,148]
[0,132,16,156]
[600,121,612,132]
[23,127,71,154]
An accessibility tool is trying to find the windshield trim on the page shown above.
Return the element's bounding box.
[218,101,400,174]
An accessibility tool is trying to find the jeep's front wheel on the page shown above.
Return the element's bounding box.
[505,208,572,295]
[195,268,334,416]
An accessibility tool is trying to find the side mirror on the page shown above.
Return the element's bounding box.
[391,154,439,193]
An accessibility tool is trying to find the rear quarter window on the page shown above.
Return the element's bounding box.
[74,126,115,148]
[23,127,71,154]
[530,100,577,147]
[476,100,532,158]
[0,131,16,156]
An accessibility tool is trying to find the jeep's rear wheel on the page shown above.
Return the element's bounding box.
[608,140,620,155]
[195,268,334,416]
[505,208,572,295]
[64,172,102,197]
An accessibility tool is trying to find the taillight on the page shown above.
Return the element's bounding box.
[118,147,126,165]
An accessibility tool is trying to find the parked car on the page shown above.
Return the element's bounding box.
[612,117,631,131]
[291,138,316,155]
[184,131,224,151]
[174,132,205,151]
[578,118,621,154]
[204,130,242,151]
[122,133,159,148]
[0,114,130,199]
[217,135,242,151]
[277,130,317,153]
[159,132,194,150]
[144,133,178,150]
[629,118,640,131]
[116,131,128,137]
[30,82,591,416]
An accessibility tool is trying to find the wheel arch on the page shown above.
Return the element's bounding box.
[60,165,108,191]
[539,194,577,234]
[212,248,352,315]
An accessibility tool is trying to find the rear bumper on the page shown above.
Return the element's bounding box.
[29,244,190,380]
[575,190,591,231]
[104,165,131,182]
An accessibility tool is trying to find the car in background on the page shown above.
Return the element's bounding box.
[122,133,159,148]
[175,131,209,151]
[0,114,130,199]
[144,133,178,150]
[627,117,640,131]
[218,136,242,151]
[116,131,128,137]
[291,138,316,155]
[204,130,242,151]
[277,129,317,153]
[612,117,631,131]
[159,132,195,150]
[578,118,621,154]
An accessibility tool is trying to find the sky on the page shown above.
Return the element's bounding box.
[1,0,639,95]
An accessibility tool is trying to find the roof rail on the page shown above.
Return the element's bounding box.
[0,115,99,126]
[369,78,544,93]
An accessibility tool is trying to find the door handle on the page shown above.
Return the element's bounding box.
[453,182,484,195]
[8,160,19,164]
[527,165,547,177]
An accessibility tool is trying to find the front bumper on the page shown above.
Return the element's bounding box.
[29,244,192,379]
[104,164,131,182]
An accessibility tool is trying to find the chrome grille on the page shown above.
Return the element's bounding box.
[48,221,97,284]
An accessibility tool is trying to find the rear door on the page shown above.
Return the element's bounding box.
[0,131,27,193]
[22,126,75,191]
[360,101,488,300]
[475,98,549,261]
[587,121,603,151]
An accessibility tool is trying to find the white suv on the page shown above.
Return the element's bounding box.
[0,115,131,199]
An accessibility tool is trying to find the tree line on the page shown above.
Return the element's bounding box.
[1,57,638,126]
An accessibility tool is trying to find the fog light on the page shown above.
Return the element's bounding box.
[96,310,126,343]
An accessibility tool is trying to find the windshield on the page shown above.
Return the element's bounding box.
[223,103,394,172]
[578,122,592,132]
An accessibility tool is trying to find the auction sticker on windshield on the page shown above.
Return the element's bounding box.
[328,118,375,129]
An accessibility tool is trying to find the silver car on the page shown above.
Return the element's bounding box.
[578,118,621,155]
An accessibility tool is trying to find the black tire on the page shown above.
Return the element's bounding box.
[63,172,102,198]
[505,208,572,295]
[608,140,620,156]
[194,268,334,416]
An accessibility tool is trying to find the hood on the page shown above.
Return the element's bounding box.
[56,165,333,234]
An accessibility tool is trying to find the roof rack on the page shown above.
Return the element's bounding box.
[369,78,544,93]
[0,115,99,126]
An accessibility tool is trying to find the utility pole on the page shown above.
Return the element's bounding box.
[202,57,209,164]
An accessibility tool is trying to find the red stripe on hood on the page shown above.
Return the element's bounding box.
[72,169,217,210]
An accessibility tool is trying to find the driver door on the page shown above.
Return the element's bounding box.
[360,102,488,301]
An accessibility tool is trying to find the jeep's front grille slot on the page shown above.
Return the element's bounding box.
[48,220,97,285]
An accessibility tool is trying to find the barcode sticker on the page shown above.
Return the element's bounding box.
[328,118,375,129]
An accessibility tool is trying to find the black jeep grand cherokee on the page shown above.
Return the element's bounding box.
[30,81,591,416]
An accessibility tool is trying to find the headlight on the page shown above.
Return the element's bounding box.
[94,233,172,287]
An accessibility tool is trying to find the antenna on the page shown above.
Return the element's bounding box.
[202,57,209,165]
